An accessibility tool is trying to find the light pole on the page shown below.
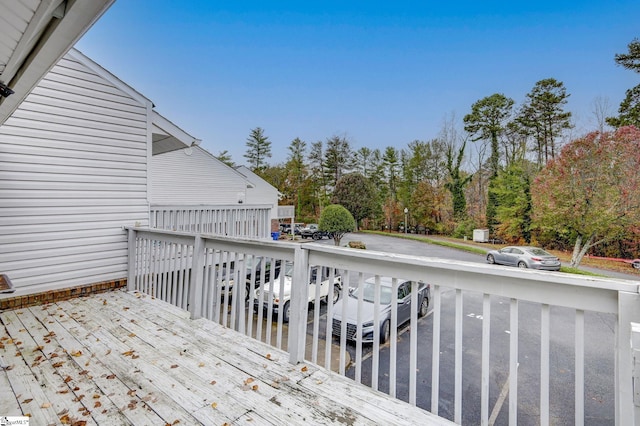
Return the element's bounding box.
[404,207,408,234]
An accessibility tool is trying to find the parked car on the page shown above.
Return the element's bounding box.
[254,263,342,322]
[332,277,430,344]
[300,223,332,240]
[220,256,282,300]
[279,222,304,235]
[486,246,561,271]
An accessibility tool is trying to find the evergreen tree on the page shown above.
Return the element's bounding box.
[517,78,572,166]
[244,127,272,172]
[607,39,640,128]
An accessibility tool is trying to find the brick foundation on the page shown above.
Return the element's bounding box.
[0,279,127,311]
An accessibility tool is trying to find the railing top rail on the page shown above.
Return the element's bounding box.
[150,204,273,209]
[305,244,639,314]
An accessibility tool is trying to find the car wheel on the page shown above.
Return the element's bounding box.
[332,285,340,304]
[282,300,290,323]
[633,262,640,270]
[487,254,495,264]
[419,296,429,317]
[518,261,528,268]
[380,320,390,344]
[312,232,321,240]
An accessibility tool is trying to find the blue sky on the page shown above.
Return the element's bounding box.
[76,1,639,165]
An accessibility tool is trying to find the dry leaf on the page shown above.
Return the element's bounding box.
[128,333,136,338]
[198,362,205,367]
[252,385,259,391]
[41,402,51,408]
[265,353,271,359]
[60,414,71,424]
[105,349,111,355]
[23,398,33,404]
[102,300,107,305]
[106,374,116,380]
[301,366,308,372]
[94,401,102,408]
[211,402,218,409]
[244,378,254,385]
[122,350,135,357]
[57,389,69,394]
[210,380,217,385]
[52,361,64,368]
[170,364,178,369]
[92,394,100,399]
[71,350,82,357]
[63,376,72,383]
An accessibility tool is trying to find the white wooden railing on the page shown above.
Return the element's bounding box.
[149,204,272,239]
[126,227,640,425]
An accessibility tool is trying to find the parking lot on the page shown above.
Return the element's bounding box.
[301,232,620,425]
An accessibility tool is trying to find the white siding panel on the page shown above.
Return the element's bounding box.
[0,52,151,293]
[151,146,248,205]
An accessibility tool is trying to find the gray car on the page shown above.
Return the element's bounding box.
[332,276,430,344]
[486,246,561,271]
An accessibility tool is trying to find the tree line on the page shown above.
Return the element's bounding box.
[220,39,640,267]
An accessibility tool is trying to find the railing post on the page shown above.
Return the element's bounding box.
[127,227,137,291]
[188,235,205,319]
[288,245,309,364]
[617,290,640,425]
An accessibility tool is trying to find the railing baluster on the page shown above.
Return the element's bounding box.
[481,293,491,426]
[575,309,584,425]
[509,298,519,426]
[372,275,381,391]
[324,268,337,371]
[355,272,365,384]
[310,265,323,365]
[409,280,418,406]
[431,284,441,415]
[540,304,550,425]
[389,278,399,398]
[455,288,463,422]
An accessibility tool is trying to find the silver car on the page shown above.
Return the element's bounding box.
[486,246,561,271]
[332,276,430,344]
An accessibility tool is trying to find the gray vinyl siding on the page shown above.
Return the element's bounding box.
[150,146,247,205]
[0,54,150,293]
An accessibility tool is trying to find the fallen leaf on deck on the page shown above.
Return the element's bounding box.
[57,389,69,394]
[211,402,218,409]
[94,401,102,408]
[60,414,70,424]
[252,385,259,391]
[265,353,271,359]
[41,402,51,408]
[170,364,178,369]
[23,398,33,404]
[210,380,217,385]
[92,394,100,399]
[52,362,64,368]
[301,366,308,372]
[33,345,44,352]
[71,420,87,426]
[128,333,136,338]
[103,300,107,305]
[63,376,72,383]
[71,350,82,357]
[105,349,111,355]
[106,374,116,379]
[198,362,205,367]
[244,378,254,385]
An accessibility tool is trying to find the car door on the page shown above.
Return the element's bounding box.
[396,281,412,325]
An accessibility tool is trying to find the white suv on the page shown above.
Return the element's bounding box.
[253,263,342,322]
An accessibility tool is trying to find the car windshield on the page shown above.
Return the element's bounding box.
[350,281,392,305]
[527,248,552,256]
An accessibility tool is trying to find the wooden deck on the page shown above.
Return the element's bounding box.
[0,290,451,425]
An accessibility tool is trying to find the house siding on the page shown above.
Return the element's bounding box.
[0,54,150,294]
[150,146,247,205]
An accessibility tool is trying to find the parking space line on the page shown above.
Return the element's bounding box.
[489,363,518,425]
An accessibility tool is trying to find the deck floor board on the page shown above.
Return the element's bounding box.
[1,290,451,425]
